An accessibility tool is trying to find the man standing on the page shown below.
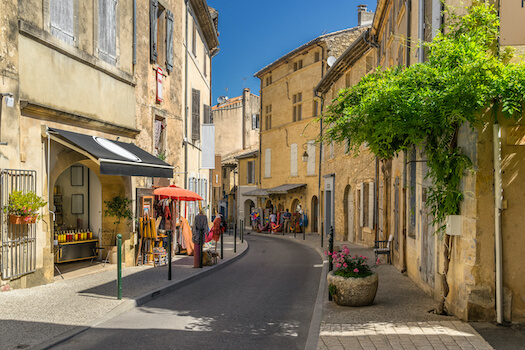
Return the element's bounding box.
[283,209,292,233]
[193,210,208,268]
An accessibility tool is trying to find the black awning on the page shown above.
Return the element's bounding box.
[48,127,173,178]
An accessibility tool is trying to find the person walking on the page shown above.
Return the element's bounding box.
[283,209,292,233]
[193,209,208,268]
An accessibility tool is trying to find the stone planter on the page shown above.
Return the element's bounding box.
[9,214,37,224]
[327,271,378,306]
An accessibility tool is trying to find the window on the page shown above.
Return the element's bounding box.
[292,93,302,122]
[222,167,227,178]
[359,182,375,229]
[290,143,298,176]
[247,161,255,184]
[265,105,272,130]
[98,0,117,65]
[264,148,271,178]
[50,0,75,45]
[192,21,197,56]
[266,75,272,86]
[366,55,374,74]
[307,140,315,175]
[252,113,259,129]
[150,1,174,71]
[154,117,166,157]
[313,99,319,117]
[192,89,201,141]
[203,104,212,124]
[314,52,320,62]
[329,141,334,159]
[293,59,303,71]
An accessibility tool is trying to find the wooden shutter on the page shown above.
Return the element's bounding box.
[265,149,271,178]
[150,0,158,63]
[166,9,174,72]
[203,104,211,124]
[50,0,75,45]
[192,89,201,141]
[307,140,315,175]
[290,143,297,177]
[368,182,375,228]
[98,0,117,65]
[359,183,364,227]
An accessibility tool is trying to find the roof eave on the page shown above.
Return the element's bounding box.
[190,0,219,52]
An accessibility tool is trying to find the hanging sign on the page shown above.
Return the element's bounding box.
[156,66,163,103]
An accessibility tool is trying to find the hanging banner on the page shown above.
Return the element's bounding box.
[201,124,215,169]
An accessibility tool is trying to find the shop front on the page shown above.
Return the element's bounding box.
[46,127,173,271]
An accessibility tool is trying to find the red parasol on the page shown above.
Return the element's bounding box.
[153,185,203,201]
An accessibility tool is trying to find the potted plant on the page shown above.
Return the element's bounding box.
[326,246,380,306]
[6,190,47,224]
[104,195,132,246]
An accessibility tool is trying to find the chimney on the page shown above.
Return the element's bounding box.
[358,5,374,27]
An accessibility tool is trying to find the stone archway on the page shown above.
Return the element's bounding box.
[244,199,255,227]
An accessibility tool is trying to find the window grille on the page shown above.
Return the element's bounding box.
[1,170,37,280]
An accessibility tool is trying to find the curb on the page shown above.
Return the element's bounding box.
[32,240,249,350]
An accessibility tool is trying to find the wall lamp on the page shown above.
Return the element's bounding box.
[302,150,309,162]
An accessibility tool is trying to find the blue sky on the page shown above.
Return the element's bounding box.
[207,0,377,104]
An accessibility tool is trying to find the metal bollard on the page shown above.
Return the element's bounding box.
[220,228,224,259]
[117,234,122,300]
[303,228,305,241]
[328,226,334,301]
[321,222,324,247]
[168,230,172,280]
[241,220,244,243]
[234,223,237,253]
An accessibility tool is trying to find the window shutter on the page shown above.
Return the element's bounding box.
[150,0,158,63]
[307,140,315,175]
[50,0,75,45]
[192,89,201,141]
[368,182,375,229]
[98,0,117,65]
[166,9,174,72]
[203,104,211,124]
[265,149,271,178]
[290,143,297,176]
[247,161,254,184]
[360,183,364,227]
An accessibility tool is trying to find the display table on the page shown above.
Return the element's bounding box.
[55,239,98,263]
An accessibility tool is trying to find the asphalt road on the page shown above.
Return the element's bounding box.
[50,235,323,350]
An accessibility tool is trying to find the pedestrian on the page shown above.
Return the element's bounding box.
[283,209,292,233]
[193,209,208,268]
[269,211,277,224]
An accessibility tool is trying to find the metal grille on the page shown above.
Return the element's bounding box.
[0,169,37,280]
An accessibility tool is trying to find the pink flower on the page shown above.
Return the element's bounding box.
[353,268,359,273]
[336,263,341,268]
[376,258,381,265]
[343,263,348,268]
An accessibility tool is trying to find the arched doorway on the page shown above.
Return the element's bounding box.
[343,185,353,241]
[311,196,318,233]
[244,199,255,228]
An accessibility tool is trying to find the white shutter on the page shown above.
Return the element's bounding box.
[98,0,117,64]
[307,140,315,175]
[50,0,75,45]
[368,182,375,229]
[265,149,271,178]
[360,183,364,227]
[201,124,215,169]
[290,143,297,176]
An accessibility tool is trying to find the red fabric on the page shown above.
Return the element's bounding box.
[212,217,222,241]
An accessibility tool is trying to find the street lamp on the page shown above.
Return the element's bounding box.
[302,150,309,162]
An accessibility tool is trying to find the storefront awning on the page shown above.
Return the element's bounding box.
[47,127,173,178]
[267,184,307,194]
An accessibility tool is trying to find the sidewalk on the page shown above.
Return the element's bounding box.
[0,233,248,350]
[256,231,496,350]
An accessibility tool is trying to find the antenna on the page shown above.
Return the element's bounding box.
[327,56,337,67]
[217,96,229,104]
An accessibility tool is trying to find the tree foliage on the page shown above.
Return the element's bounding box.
[320,4,525,229]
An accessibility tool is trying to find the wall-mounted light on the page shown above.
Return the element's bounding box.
[302,150,309,162]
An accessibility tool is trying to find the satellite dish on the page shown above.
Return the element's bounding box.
[327,56,337,67]
[217,96,229,104]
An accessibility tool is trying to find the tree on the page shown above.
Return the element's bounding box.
[104,196,133,246]
[319,3,525,314]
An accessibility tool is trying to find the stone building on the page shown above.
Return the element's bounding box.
[211,88,260,225]
[314,27,378,246]
[0,0,218,289]
[253,7,371,233]
[325,0,525,323]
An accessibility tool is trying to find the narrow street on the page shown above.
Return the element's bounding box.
[50,235,322,350]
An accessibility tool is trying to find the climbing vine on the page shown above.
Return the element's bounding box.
[319,3,525,230]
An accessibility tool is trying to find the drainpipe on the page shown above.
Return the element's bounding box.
[184,0,189,187]
[418,0,425,62]
[132,0,136,66]
[493,122,503,324]
[314,42,325,235]
[406,0,411,66]
[46,128,55,224]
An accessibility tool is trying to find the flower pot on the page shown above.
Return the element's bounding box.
[327,271,378,306]
[9,214,37,225]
